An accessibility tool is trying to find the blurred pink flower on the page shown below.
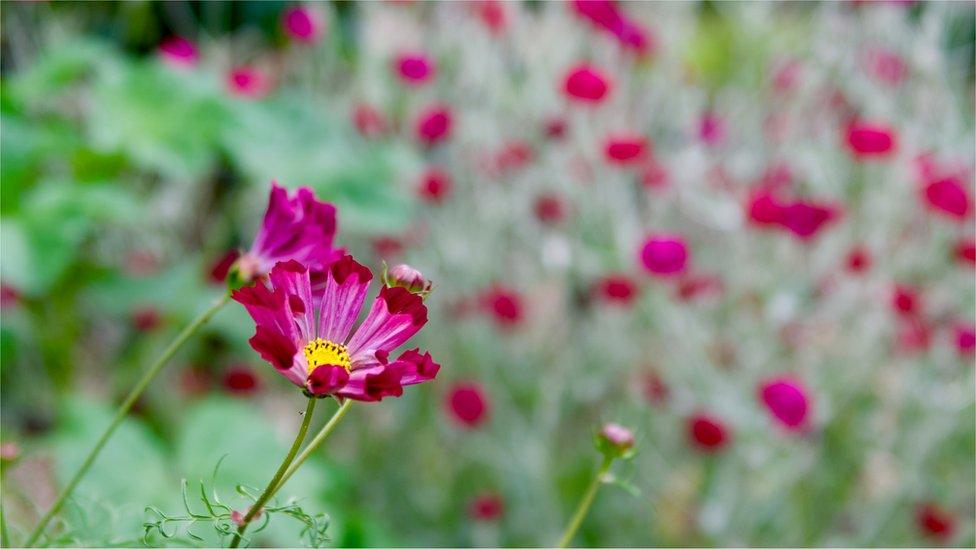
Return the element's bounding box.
[282,6,324,44]
[955,237,976,267]
[675,273,723,302]
[845,121,897,159]
[953,323,975,356]
[446,382,489,428]
[687,413,729,452]
[474,1,508,35]
[223,364,261,396]
[469,493,504,521]
[921,176,971,221]
[845,246,871,274]
[640,159,669,189]
[415,104,453,146]
[132,307,163,333]
[594,274,638,306]
[759,376,810,431]
[533,193,567,225]
[233,258,439,400]
[698,111,726,147]
[417,168,452,204]
[563,64,611,104]
[571,0,655,56]
[543,116,568,140]
[394,51,435,85]
[604,133,649,165]
[771,58,801,93]
[915,502,955,542]
[641,371,669,405]
[891,284,922,317]
[227,66,272,99]
[896,317,931,354]
[238,182,342,284]
[865,48,907,86]
[481,286,524,329]
[158,36,199,68]
[639,234,688,276]
[778,200,839,241]
[0,285,20,309]
[352,103,388,138]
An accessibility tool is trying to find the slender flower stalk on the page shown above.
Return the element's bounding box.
[25,292,231,547]
[557,456,613,548]
[274,399,353,494]
[229,397,318,548]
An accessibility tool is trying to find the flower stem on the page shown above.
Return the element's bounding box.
[273,399,353,495]
[24,292,230,547]
[229,397,318,548]
[556,456,613,548]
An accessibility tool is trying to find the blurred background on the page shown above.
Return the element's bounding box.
[1,1,974,547]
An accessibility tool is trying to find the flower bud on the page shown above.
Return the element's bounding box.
[0,442,20,465]
[383,264,432,297]
[596,422,635,459]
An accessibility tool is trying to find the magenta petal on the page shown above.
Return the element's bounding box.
[336,364,405,402]
[317,255,373,343]
[347,287,428,365]
[389,348,440,386]
[268,260,315,341]
[249,182,341,276]
[306,365,350,396]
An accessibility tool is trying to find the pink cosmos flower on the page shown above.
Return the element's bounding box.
[415,104,453,146]
[604,133,648,165]
[282,6,324,44]
[417,168,452,204]
[746,189,786,227]
[594,274,638,306]
[158,36,199,68]
[394,51,435,85]
[758,376,810,431]
[446,382,489,428]
[563,64,611,104]
[227,66,272,99]
[953,323,975,356]
[845,121,897,159]
[641,371,669,405]
[233,257,439,400]
[896,317,931,354]
[223,365,261,396]
[687,413,729,452]
[921,176,971,221]
[474,1,508,35]
[639,234,688,276]
[236,182,342,284]
[916,502,955,542]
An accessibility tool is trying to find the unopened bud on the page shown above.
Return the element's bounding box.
[383,264,432,296]
[596,422,635,459]
[227,253,262,291]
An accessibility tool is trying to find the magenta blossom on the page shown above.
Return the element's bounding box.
[282,6,324,44]
[571,0,654,56]
[233,257,439,401]
[158,37,199,68]
[236,182,342,284]
[845,121,897,159]
[227,66,271,99]
[415,104,453,146]
[639,234,688,276]
[395,52,435,85]
[778,200,839,241]
[563,64,611,103]
[921,176,971,221]
[759,376,810,431]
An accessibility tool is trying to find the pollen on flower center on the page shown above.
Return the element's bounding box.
[303,338,351,374]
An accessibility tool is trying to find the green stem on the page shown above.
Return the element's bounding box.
[24,292,231,547]
[1,498,11,548]
[273,399,353,495]
[556,456,612,548]
[229,397,318,548]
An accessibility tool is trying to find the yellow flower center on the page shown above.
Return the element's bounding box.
[303,338,351,374]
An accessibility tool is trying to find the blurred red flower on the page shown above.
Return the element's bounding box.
[604,133,648,165]
[481,287,524,328]
[395,51,435,85]
[845,246,871,274]
[915,502,955,542]
[594,274,638,305]
[469,493,504,521]
[955,237,976,267]
[953,323,975,356]
[352,103,388,138]
[687,413,729,452]
[227,66,271,99]
[921,176,971,221]
[845,121,897,159]
[418,168,452,204]
[446,382,489,428]
[891,284,922,317]
[132,307,163,333]
[533,193,567,225]
[415,104,453,146]
[282,6,324,44]
[223,365,261,396]
[759,376,810,431]
[158,36,198,68]
[563,64,611,103]
[639,234,688,276]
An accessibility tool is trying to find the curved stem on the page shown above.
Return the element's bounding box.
[25,292,230,547]
[229,397,317,548]
[556,456,612,548]
[273,399,353,495]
